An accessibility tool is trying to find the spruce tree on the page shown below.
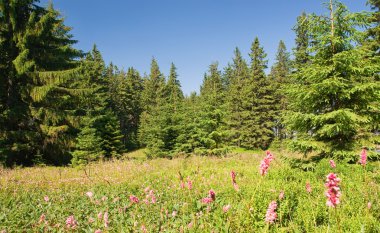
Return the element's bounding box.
[270,40,291,139]
[226,47,250,147]
[245,37,276,149]
[285,1,380,158]
[293,12,310,71]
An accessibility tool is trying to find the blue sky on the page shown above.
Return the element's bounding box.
[39,0,371,95]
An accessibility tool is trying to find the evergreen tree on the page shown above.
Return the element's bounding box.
[245,37,276,149]
[293,12,311,71]
[226,47,250,147]
[270,40,291,139]
[285,1,380,158]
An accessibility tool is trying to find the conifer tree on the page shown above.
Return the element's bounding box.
[245,37,276,149]
[270,40,291,139]
[226,47,250,147]
[293,12,310,71]
[285,1,380,158]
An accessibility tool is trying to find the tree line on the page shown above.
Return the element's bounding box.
[0,0,379,167]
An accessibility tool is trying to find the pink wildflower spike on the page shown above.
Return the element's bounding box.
[359,149,367,166]
[279,191,285,200]
[265,201,278,224]
[306,182,312,193]
[260,151,274,176]
[329,160,336,168]
[209,190,216,201]
[187,178,193,190]
[65,215,77,229]
[86,192,93,198]
[187,221,194,229]
[201,197,213,204]
[230,170,236,184]
[44,196,49,202]
[97,212,102,220]
[103,212,109,228]
[180,181,185,189]
[325,173,341,208]
[95,230,102,233]
[368,202,372,210]
[172,211,177,217]
[129,195,139,203]
[223,204,231,213]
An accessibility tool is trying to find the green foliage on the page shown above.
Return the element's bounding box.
[285,1,380,157]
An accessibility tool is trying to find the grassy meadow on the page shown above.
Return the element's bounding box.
[0,150,379,232]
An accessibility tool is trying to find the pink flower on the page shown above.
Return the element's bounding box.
[259,151,274,176]
[359,149,367,166]
[65,215,77,229]
[86,192,93,198]
[209,190,216,201]
[201,197,213,204]
[44,196,49,202]
[187,221,194,229]
[329,160,336,168]
[279,191,285,200]
[144,187,150,193]
[97,212,102,220]
[180,181,185,189]
[265,201,278,224]
[172,211,177,217]
[223,204,231,213]
[368,202,372,209]
[129,195,139,203]
[39,214,46,224]
[88,217,95,223]
[103,212,109,228]
[306,182,312,193]
[95,230,102,233]
[187,178,193,190]
[230,170,236,184]
[141,225,147,233]
[325,173,341,208]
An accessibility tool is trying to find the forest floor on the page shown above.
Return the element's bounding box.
[0,149,379,232]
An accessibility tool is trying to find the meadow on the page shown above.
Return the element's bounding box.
[0,150,379,232]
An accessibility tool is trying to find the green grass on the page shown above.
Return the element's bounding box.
[0,151,379,232]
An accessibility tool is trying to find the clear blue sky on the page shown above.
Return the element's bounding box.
[39,0,370,95]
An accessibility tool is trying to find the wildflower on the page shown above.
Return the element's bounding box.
[279,191,285,200]
[201,197,213,204]
[66,215,78,229]
[129,195,139,203]
[325,173,341,208]
[223,204,231,213]
[187,178,193,190]
[39,214,46,224]
[209,190,216,201]
[97,212,102,220]
[259,151,274,176]
[44,196,49,202]
[188,221,194,229]
[180,181,185,189]
[88,217,94,223]
[230,170,236,184]
[95,230,102,233]
[233,182,239,191]
[172,211,177,217]
[329,160,336,168]
[265,201,278,224]
[141,225,147,233]
[306,182,312,193]
[86,191,93,198]
[103,212,109,228]
[101,196,107,202]
[368,202,372,210]
[359,148,367,166]
[144,187,150,193]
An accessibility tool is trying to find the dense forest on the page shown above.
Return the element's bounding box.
[0,0,379,167]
